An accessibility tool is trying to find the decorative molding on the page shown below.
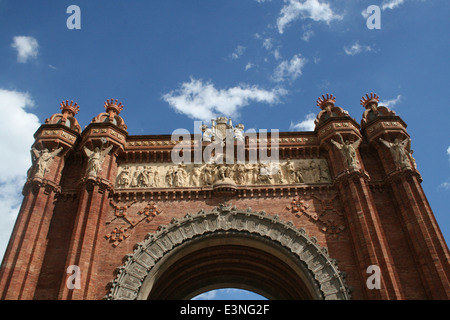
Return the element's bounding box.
[287,195,345,235]
[105,205,351,300]
[115,159,332,189]
[126,137,317,148]
[106,201,162,247]
[106,227,130,247]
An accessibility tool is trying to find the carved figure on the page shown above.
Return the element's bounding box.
[165,167,174,187]
[409,150,417,169]
[190,165,201,187]
[153,168,162,187]
[233,164,247,185]
[319,161,331,182]
[379,137,411,168]
[271,162,285,184]
[32,147,63,178]
[174,165,188,187]
[285,159,298,183]
[234,124,245,142]
[217,165,227,180]
[330,134,361,169]
[84,144,113,176]
[201,124,214,142]
[144,166,154,187]
[117,165,130,187]
[130,167,141,187]
[258,163,273,184]
[202,164,215,185]
[308,161,318,182]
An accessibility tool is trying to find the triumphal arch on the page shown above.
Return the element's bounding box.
[0,94,449,300]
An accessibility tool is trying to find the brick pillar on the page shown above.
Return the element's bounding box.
[361,98,450,299]
[59,123,125,300]
[315,94,403,299]
[0,124,78,299]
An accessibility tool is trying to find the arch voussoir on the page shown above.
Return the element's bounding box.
[105,205,351,300]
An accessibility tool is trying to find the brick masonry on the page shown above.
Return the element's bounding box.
[0,95,449,300]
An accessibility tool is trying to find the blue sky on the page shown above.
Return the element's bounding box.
[0,0,449,300]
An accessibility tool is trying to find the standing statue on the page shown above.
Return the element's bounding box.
[330,134,361,170]
[165,166,175,187]
[117,165,130,188]
[285,159,298,183]
[201,124,215,142]
[174,165,188,187]
[83,144,113,177]
[32,147,63,178]
[233,164,247,185]
[319,161,331,182]
[233,124,245,142]
[191,165,202,187]
[409,149,417,169]
[379,137,411,168]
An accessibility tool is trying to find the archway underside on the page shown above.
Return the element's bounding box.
[106,205,351,300]
[146,232,319,300]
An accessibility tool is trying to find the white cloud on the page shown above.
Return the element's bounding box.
[245,62,255,71]
[273,48,282,60]
[231,45,246,60]
[382,0,405,10]
[437,147,450,190]
[272,54,306,82]
[379,94,402,108]
[262,38,273,50]
[344,41,373,56]
[447,146,450,165]
[439,181,450,190]
[277,0,343,34]
[301,24,315,41]
[0,88,41,259]
[162,77,287,122]
[11,36,39,63]
[260,37,282,60]
[289,112,316,131]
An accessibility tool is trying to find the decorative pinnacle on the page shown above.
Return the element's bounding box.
[316,93,336,110]
[360,93,379,109]
[60,100,80,116]
[104,98,124,115]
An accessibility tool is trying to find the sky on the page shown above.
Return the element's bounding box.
[0,0,449,300]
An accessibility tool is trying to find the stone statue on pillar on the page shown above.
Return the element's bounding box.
[31,147,63,178]
[83,144,113,177]
[330,133,361,170]
[379,137,411,168]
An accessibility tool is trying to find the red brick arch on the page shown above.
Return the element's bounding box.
[105,205,351,300]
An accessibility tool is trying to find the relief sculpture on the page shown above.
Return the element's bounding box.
[115,159,332,189]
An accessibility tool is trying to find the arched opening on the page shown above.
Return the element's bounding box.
[106,206,351,300]
[140,231,322,300]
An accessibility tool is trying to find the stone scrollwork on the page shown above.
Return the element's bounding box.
[115,159,332,189]
[105,205,351,300]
